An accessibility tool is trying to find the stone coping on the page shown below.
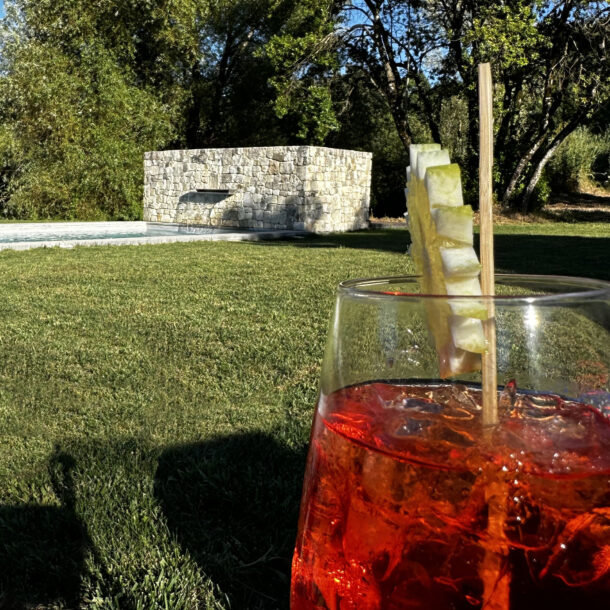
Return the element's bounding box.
[0,221,306,251]
[0,221,148,235]
[144,145,372,159]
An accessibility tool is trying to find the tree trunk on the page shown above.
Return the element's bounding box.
[204,33,236,145]
[519,145,556,214]
[464,89,479,200]
[519,118,583,214]
[185,66,204,148]
[364,0,413,151]
[392,109,412,152]
[495,76,523,165]
[415,75,441,145]
[402,58,441,145]
[501,135,546,209]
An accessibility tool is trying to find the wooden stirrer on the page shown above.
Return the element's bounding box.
[478,64,511,610]
[478,63,498,427]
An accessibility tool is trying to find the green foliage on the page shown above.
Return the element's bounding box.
[0,41,174,219]
[275,83,339,143]
[547,127,610,192]
[466,1,546,70]
[439,96,469,166]
[0,0,195,220]
[329,78,413,216]
[0,0,607,219]
[264,0,341,143]
[332,1,610,214]
[0,0,344,223]
[529,172,552,212]
[13,0,203,79]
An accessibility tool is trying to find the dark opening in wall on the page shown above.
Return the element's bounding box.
[195,189,231,194]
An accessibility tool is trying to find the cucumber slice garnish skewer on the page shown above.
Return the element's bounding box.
[407,145,487,377]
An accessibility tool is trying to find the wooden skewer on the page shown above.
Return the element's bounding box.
[478,63,498,427]
[478,63,511,610]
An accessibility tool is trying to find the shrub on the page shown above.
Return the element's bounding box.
[546,127,610,193]
[0,43,175,220]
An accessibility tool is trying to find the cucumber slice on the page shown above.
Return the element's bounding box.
[450,316,486,353]
[409,143,441,168]
[415,150,451,181]
[445,276,482,297]
[448,350,482,377]
[406,144,487,376]
[425,164,464,208]
[445,277,487,319]
[431,205,474,245]
[440,246,481,277]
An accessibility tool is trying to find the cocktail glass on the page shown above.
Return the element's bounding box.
[291,274,610,609]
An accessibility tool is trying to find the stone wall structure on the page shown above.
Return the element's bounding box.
[143,146,372,233]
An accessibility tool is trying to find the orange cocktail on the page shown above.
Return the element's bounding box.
[290,276,610,609]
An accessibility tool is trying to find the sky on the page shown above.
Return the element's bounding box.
[0,1,4,18]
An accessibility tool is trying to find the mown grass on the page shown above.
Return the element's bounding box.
[0,223,608,609]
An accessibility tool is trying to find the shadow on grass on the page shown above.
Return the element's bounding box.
[540,209,610,223]
[154,433,307,610]
[0,450,92,609]
[493,234,610,281]
[258,229,410,253]
[551,192,610,205]
[262,231,610,281]
[539,195,610,222]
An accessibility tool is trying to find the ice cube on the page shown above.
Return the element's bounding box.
[512,393,559,420]
[540,508,610,587]
[343,493,403,582]
[360,445,415,506]
[579,390,610,417]
[427,384,480,415]
[379,388,443,413]
[384,397,442,441]
[391,415,435,437]
[312,554,382,610]
[400,397,443,413]
[432,423,476,448]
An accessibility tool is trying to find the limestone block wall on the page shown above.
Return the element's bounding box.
[143,146,372,233]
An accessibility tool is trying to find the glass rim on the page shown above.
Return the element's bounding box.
[338,274,610,303]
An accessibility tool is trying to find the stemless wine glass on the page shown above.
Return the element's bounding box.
[291,275,610,610]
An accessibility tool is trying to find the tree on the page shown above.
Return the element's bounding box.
[0,1,178,219]
[0,0,286,218]
[327,71,409,217]
[488,1,610,212]
[190,0,334,147]
[4,0,205,129]
[264,0,343,144]
[270,0,610,213]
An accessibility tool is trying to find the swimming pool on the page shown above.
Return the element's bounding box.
[0,221,303,250]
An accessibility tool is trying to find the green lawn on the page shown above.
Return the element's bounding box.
[0,223,608,609]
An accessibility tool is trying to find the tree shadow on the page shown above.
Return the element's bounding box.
[0,449,93,609]
[170,186,326,232]
[493,234,610,280]
[551,192,610,206]
[154,433,307,610]
[539,206,610,223]
[253,228,411,253]
[540,209,610,223]
[537,193,610,222]
[254,229,610,282]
